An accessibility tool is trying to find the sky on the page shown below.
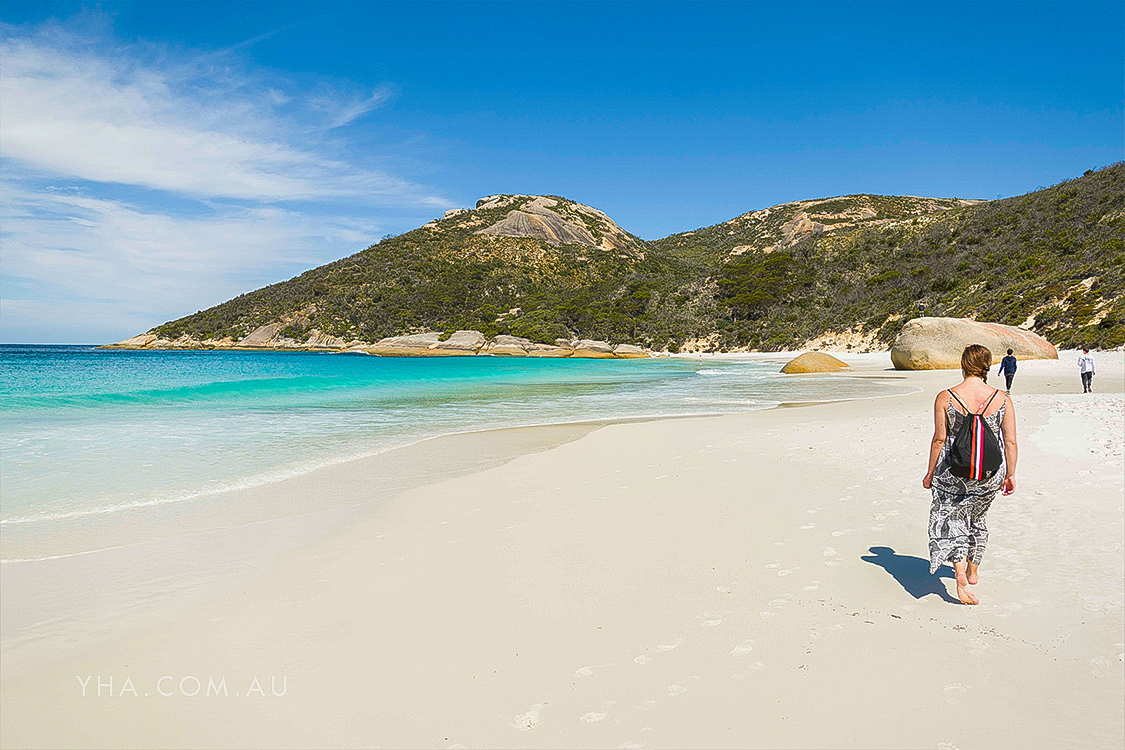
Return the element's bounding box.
[1,1,1122,343]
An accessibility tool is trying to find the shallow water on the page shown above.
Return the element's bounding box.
[0,345,907,554]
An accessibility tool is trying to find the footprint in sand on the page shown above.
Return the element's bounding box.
[870,524,886,531]
[621,742,646,750]
[575,663,613,678]
[774,541,786,547]
[823,547,837,557]
[943,683,969,704]
[667,684,689,696]
[764,562,781,569]
[831,529,853,537]
[759,611,776,618]
[778,567,802,577]
[825,560,841,567]
[697,611,728,627]
[800,523,815,529]
[635,639,683,664]
[802,581,821,591]
[716,583,738,594]
[579,711,607,723]
[730,640,754,656]
[510,704,544,731]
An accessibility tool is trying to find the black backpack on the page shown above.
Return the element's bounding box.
[947,389,1003,481]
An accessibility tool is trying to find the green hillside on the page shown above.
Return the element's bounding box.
[149,164,1125,351]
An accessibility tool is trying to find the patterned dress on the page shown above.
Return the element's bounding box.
[928,394,1007,574]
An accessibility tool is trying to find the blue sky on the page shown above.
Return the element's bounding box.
[1,1,1122,343]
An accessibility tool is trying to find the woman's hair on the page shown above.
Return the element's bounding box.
[961,344,992,381]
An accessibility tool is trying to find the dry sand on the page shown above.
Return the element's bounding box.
[1,352,1122,749]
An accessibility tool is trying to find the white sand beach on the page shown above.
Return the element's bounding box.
[2,352,1123,749]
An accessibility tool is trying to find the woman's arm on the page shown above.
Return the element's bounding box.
[1000,393,1018,495]
[922,391,948,489]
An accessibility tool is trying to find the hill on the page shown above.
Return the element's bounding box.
[124,164,1123,353]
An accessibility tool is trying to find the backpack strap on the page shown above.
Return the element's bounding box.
[949,388,1000,416]
[948,389,972,415]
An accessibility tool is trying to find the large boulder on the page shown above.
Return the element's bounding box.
[891,317,1058,370]
[780,351,850,374]
[571,339,616,359]
[238,322,281,347]
[526,344,573,357]
[429,330,486,355]
[486,335,532,356]
[104,333,157,349]
[367,333,442,356]
[612,344,649,359]
[306,330,347,349]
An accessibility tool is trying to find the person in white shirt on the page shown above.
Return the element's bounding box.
[1078,348,1096,393]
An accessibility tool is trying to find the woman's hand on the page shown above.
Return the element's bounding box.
[922,472,933,490]
[1001,476,1016,495]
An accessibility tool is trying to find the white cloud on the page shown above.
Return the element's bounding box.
[310,86,395,129]
[0,25,446,204]
[0,183,386,342]
[0,18,454,342]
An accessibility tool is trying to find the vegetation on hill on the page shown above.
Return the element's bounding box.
[151,165,1125,351]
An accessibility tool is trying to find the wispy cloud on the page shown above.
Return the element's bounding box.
[311,86,396,129]
[0,183,385,342]
[0,30,436,203]
[0,16,452,342]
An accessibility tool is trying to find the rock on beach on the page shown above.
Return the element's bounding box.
[890,317,1058,370]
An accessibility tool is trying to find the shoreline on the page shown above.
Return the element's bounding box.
[0,352,910,563]
[1,352,1122,748]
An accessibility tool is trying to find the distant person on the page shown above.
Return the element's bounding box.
[922,344,1018,605]
[1078,347,1096,393]
[997,348,1017,392]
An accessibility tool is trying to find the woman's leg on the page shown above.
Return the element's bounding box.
[966,495,993,585]
[953,559,979,605]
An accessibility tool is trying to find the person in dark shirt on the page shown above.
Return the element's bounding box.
[997,349,1017,392]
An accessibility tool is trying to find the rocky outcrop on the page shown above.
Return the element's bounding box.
[890,317,1058,370]
[526,344,574,357]
[472,195,642,255]
[612,344,648,358]
[780,351,851,374]
[238,323,281,347]
[477,203,597,247]
[570,339,616,359]
[430,330,487,355]
[100,328,652,359]
[485,335,533,356]
[367,333,442,356]
[110,333,157,348]
[305,330,347,348]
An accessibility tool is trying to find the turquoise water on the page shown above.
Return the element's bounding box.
[1,345,904,535]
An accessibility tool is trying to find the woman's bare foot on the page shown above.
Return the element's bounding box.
[967,562,980,585]
[955,572,979,605]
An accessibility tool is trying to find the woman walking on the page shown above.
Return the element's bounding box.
[922,344,1018,604]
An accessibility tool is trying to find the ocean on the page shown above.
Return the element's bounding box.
[0,345,910,559]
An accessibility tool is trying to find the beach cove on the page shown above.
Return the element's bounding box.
[1,352,1122,748]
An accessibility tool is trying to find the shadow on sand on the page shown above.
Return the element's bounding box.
[861,546,959,604]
